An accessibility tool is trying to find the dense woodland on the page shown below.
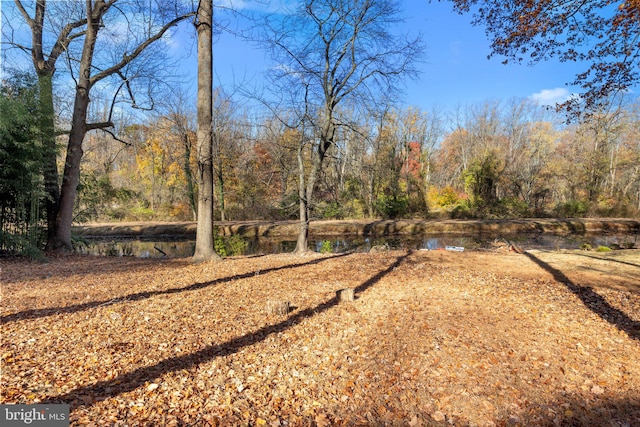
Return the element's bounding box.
[6,73,640,224]
[2,0,640,256]
[75,95,640,223]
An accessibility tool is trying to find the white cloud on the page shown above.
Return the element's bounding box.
[530,87,570,106]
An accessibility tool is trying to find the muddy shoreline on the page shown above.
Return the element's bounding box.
[73,218,640,239]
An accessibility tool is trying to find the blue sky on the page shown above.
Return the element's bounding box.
[168,0,588,112]
[409,1,583,109]
[1,0,590,113]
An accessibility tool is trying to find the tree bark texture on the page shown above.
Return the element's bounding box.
[38,74,61,250]
[192,0,219,262]
[295,133,309,253]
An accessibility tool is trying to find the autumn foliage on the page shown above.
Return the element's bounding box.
[69,98,640,225]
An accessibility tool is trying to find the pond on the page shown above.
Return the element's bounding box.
[76,232,639,258]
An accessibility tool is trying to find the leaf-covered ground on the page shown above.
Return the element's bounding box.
[1,249,639,426]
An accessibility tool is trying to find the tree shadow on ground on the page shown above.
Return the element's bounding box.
[1,253,349,324]
[524,251,640,341]
[42,251,412,408]
[569,250,640,269]
[496,394,640,427]
[1,255,182,283]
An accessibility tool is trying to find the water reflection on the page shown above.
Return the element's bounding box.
[77,232,638,258]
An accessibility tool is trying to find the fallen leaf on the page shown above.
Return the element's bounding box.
[431,411,445,422]
[315,413,330,427]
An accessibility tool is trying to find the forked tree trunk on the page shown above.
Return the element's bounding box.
[192,0,220,262]
[51,3,101,251]
[19,1,194,251]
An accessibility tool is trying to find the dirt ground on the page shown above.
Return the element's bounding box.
[1,248,639,426]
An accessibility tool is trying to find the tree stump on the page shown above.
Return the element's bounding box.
[336,288,355,302]
[266,300,291,315]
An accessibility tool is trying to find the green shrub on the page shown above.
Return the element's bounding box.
[377,194,409,219]
[553,200,589,218]
[448,201,476,219]
[130,205,155,221]
[227,235,249,256]
[0,71,47,257]
[319,240,333,254]
[214,233,249,257]
[214,234,227,257]
[498,197,530,218]
[596,245,612,252]
[0,230,46,261]
[463,153,501,211]
[319,201,344,219]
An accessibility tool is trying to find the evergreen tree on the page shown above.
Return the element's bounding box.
[0,71,47,256]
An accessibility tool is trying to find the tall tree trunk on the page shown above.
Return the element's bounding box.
[38,73,61,250]
[295,111,334,253]
[182,133,197,220]
[216,169,226,221]
[51,1,101,251]
[21,0,62,250]
[296,150,321,252]
[295,138,309,253]
[192,0,220,262]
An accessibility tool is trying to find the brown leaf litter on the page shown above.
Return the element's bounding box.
[1,249,639,426]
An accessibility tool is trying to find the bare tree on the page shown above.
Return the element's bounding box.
[5,0,195,251]
[162,88,198,220]
[192,0,220,262]
[263,0,424,252]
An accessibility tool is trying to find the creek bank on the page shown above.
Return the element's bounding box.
[73,218,640,239]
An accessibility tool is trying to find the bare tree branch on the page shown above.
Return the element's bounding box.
[99,127,132,146]
[89,12,195,86]
[86,121,114,131]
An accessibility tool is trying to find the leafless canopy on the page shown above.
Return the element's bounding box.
[262,0,424,116]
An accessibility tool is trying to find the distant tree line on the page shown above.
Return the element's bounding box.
[65,94,640,223]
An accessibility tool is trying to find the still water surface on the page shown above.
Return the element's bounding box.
[78,232,638,258]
